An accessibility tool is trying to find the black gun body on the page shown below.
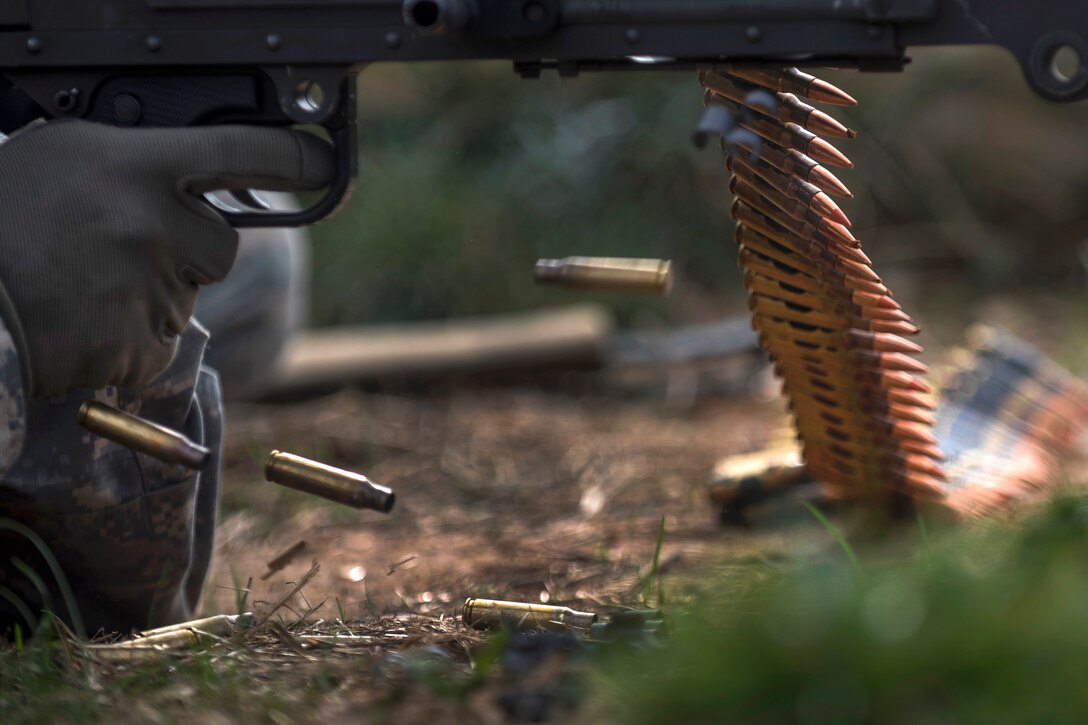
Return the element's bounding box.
[1,0,1085,225]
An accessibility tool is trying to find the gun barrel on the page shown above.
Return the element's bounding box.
[77,401,210,470]
[265,451,396,513]
[535,257,673,295]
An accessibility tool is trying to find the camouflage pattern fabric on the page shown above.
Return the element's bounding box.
[0,320,223,635]
[0,123,305,634]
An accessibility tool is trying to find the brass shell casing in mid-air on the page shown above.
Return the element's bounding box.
[77,401,210,469]
[462,598,598,631]
[265,451,396,513]
[534,257,673,296]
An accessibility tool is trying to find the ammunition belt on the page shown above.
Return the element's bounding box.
[702,68,1088,518]
[699,67,943,509]
[710,325,1088,519]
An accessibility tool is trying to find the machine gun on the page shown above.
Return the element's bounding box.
[0,0,1085,227]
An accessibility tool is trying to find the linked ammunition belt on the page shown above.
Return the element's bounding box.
[711,325,1088,519]
[700,67,944,510]
[700,66,1088,518]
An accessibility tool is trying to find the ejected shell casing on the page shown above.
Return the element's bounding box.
[138,612,256,639]
[78,401,210,469]
[266,451,395,513]
[534,257,673,296]
[86,613,255,662]
[462,598,598,631]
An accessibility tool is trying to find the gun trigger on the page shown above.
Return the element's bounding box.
[692,105,736,149]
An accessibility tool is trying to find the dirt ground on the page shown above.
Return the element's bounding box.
[206,380,795,622]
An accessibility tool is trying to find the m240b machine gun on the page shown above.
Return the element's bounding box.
[0,0,1085,227]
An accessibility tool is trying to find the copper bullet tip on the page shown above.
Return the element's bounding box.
[834,244,871,266]
[821,220,858,247]
[807,78,858,107]
[881,371,932,394]
[845,277,889,296]
[888,389,937,411]
[858,351,928,374]
[890,405,938,428]
[806,108,856,140]
[868,320,923,336]
[808,164,853,198]
[808,137,854,169]
[898,439,946,461]
[891,421,940,448]
[873,332,924,355]
[811,191,852,227]
[838,257,880,281]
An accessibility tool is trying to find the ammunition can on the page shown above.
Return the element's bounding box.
[462,598,598,631]
[265,451,396,513]
[534,257,673,296]
[78,401,210,469]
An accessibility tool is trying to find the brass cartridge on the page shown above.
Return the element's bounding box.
[462,598,598,631]
[137,612,256,639]
[78,401,210,469]
[534,257,673,296]
[265,451,395,513]
[85,613,255,662]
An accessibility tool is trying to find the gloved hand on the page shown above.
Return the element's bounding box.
[0,119,333,398]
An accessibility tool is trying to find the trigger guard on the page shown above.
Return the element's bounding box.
[220,78,358,229]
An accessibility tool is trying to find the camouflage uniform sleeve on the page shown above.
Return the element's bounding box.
[0,312,27,474]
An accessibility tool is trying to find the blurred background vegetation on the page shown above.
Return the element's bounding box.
[309,46,1088,342]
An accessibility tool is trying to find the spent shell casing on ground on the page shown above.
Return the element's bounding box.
[139,613,256,639]
[266,451,395,513]
[86,613,256,662]
[462,598,598,631]
[78,401,210,469]
[534,257,673,295]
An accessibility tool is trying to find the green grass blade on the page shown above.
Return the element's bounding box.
[641,515,667,606]
[801,502,864,581]
[0,518,86,639]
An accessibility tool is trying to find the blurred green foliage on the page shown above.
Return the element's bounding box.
[310,64,735,327]
[308,48,1088,328]
[597,499,1088,723]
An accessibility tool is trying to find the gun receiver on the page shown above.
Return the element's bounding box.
[1,0,1085,226]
